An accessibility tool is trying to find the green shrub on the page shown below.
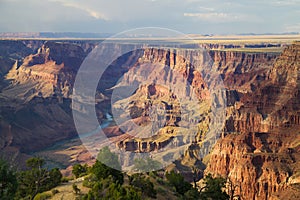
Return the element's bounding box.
[91,160,123,185]
[0,159,18,200]
[61,176,70,183]
[149,171,157,179]
[51,189,59,195]
[72,164,88,178]
[130,174,157,198]
[16,158,62,199]
[166,170,192,195]
[200,174,229,200]
[82,174,98,188]
[33,192,51,200]
[72,183,81,195]
[157,177,165,185]
[156,186,167,195]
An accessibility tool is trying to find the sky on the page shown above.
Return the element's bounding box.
[0,0,300,34]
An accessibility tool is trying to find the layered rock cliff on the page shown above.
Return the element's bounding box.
[210,50,278,92]
[112,47,214,157]
[4,41,85,101]
[0,40,299,199]
[206,42,300,200]
[114,47,279,151]
[108,46,288,181]
[0,41,87,156]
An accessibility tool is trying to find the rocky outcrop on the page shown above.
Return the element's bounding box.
[0,41,87,157]
[115,83,184,153]
[114,47,280,153]
[206,131,299,199]
[269,42,300,84]
[113,48,213,153]
[4,41,85,100]
[0,40,32,78]
[122,47,218,104]
[210,50,278,92]
[206,42,300,199]
[0,39,299,199]
[117,135,175,153]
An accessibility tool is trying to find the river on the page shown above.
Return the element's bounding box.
[32,113,114,168]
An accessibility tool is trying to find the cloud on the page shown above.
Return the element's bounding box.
[183,12,245,22]
[50,0,108,20]
[0,0,299,34]
[274,0,300,6]
[198,6,215,12]
[62,3,108,20]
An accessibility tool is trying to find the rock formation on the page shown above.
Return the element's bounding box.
[0,41,87,160]
[0,40,299,199]
[206,42,300,200]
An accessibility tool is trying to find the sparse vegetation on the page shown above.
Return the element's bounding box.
[15,157,62,200]
[6,148,234,200]
[0,159,18,200]
[72,183,81,195]
[33,192,52,200]
[72,163,89,178]
[61,176,71,183]
[166,170,193,196]
[129,173,157,198]
[134,157,162,172]
[200,173,229,200]
[51,189,59,195]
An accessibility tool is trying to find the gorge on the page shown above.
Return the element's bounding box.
[0,38,299,199]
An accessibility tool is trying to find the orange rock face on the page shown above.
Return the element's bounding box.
[206,42,300,200]
[0,40,299,199]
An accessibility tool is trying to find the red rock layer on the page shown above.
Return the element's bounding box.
[206,42,300,200]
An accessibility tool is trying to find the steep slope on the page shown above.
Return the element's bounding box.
[210,50,278,92]
[0,40,33,92]
[0,41,86,159]
[97,46,281,176]
[206,42,300,200]
[0,40,299,200]
[4,41,85,101]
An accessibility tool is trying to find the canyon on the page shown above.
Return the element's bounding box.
[0,38,299,199]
